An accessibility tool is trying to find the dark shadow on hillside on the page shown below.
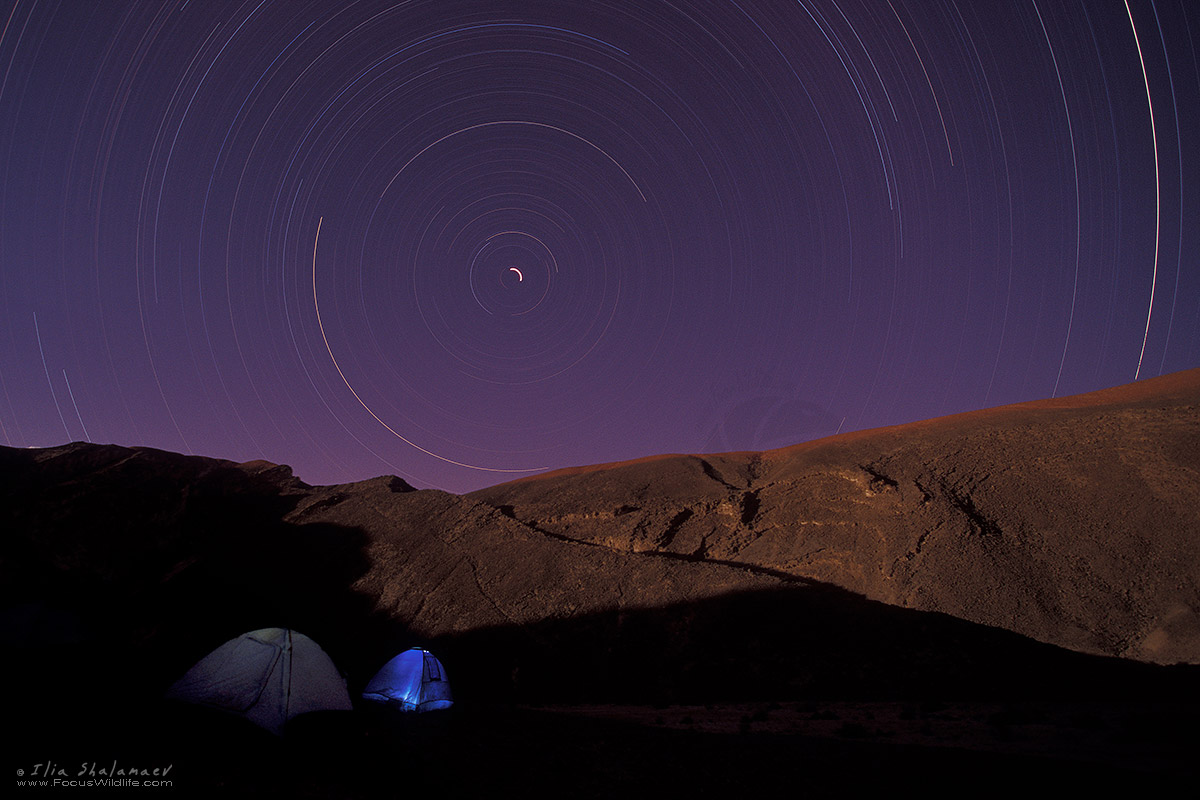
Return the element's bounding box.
[425,583,1199,708]
[0,443,410,764]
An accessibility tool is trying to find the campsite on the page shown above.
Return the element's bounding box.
[4,0,1199,794]
[5,369,1199,794]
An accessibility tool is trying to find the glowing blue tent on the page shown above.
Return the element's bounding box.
[362,647,453,712]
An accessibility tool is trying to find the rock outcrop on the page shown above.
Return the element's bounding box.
[470,369,1200,665]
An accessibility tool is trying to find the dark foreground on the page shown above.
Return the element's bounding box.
[12,696,1197,797]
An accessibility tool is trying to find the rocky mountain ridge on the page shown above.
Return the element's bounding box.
[3,369,1197,709]
[470,368,1200,665]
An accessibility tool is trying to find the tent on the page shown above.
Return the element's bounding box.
[362,648,453,712]
[166,627,352,735]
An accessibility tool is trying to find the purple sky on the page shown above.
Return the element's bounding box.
[1,1,1197,493]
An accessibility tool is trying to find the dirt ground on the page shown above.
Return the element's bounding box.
[533,699,1197,776]
[13,698,1195,797]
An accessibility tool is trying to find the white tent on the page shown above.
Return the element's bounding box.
[166,627,352,735]
[362,647,453,712]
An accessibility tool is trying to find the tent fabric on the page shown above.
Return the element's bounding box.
[363,648,453,712]
[166,627,352,734]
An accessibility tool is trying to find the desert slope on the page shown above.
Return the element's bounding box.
[470,368,1200,664]
[1,370,1197,712]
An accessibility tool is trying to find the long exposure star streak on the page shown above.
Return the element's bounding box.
[1124,0,1162,382]
[0,1,1197,493]
[312,214,541,474]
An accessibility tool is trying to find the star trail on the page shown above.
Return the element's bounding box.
[1,1,1197,492]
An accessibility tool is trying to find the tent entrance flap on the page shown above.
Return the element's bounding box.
[363,648,454,712]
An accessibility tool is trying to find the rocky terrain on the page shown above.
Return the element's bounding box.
[470,368,1200,666]
[4,369,1198,791]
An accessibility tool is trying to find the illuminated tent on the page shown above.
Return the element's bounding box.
[166,627,352,735]
[362,647,453,712]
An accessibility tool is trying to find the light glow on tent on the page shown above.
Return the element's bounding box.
[165,628,352,735]
[362,647,453,712]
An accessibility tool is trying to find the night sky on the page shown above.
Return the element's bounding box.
[1,1,1196,493]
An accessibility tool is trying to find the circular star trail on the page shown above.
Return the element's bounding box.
[1,1,1197,492]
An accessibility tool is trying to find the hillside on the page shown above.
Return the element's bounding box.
[470,368,1200,666]
[2,370,1197,709]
